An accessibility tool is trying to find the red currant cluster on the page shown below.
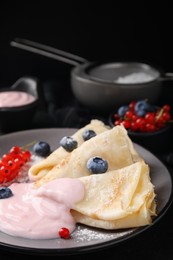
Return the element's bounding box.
[0,146,31,184]
[113,101,171,133]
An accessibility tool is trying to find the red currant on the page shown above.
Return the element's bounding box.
[0,145,31,184]
[113,113,120,120]
[162,111,171,122]
[58,227,70,239]
[125,110,134,120]
[163,104,171,112]
[113,101,172,133]
[135,118,146,131]
[1,154,13,163]
[130,122,138,132]
[145,123,156,132]
[129,101,136,110]
[10,146,21,155]
[114,119,123,126]
[145,113,155,124]
[21,150,31,162]
[122,120,131,129]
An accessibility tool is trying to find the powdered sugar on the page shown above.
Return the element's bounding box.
[71,226,134,243]
[17,154,42,183]
[116,72,154,84]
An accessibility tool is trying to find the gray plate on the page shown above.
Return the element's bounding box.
[0,128,172,255]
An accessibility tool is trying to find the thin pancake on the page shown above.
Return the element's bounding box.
[28,119,110,181]
[71,161,156,229]
[34,125,142,187]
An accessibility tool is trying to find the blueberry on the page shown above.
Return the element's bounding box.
[134,100,151,117]
[118,105,129,117]
[135,109,146,117]
[82,129,96,141]
[135,100,149,111]
[87,156,108,174]
[33,141,51,157]
[0,187,13,199]
[60,136,78,152]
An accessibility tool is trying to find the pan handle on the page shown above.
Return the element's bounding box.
[10,38,88,67]
[159,72,173,81]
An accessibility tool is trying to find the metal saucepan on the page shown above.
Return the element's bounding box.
[10,38,173,113]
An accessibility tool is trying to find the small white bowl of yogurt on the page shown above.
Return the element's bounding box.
[0,76,39,132]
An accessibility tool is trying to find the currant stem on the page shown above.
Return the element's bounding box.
[155,108,163,122]
[20,141,37,150]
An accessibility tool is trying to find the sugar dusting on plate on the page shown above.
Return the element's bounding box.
[71,226,134,243]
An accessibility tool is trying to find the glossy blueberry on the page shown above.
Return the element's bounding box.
[0,187,13,199]
[82,129,96,141]
[87,156,108,174]
[33,141,51,157]
[118,105,129,117]
[134,100,152,117]
[135,109,146,117]
[135,100,149,111]
[60,136,78,152]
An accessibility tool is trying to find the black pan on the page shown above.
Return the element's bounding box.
[10,38,173,112]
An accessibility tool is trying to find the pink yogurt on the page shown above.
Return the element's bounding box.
[0,91,36,107]
[0,178,85,239]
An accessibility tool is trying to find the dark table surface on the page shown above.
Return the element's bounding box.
[0,79,173,260]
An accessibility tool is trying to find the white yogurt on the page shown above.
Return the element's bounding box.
[0,91,36,107]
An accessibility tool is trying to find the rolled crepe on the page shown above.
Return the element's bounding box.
[34,125,142,188]
[71,161,156,229]
[29,119,110,181]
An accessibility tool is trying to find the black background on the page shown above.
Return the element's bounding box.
[0,2,173,259]
[0,2,173,86]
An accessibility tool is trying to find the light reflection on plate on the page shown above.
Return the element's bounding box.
[0,128,172,255]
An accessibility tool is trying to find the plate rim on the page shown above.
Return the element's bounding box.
[0,128,172,255]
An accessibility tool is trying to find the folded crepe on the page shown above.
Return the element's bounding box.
[29,119,110,181]
[71,161,157,229]
[34,125,142,188]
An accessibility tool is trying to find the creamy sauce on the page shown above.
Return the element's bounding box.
[0,91,36,107]
[0,178,85,239]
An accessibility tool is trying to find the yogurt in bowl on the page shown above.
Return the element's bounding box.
[0,77,40,133]
[0,91,37,108]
